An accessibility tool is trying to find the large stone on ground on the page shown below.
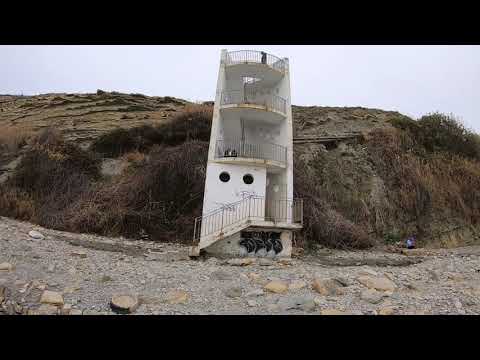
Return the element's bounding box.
[277,296,316,312]
[40,290,64,306]
[165,290,189,305]
[0,262,13,272]
[312,278,345,296]
[264,280,288,294]
[28,230,44,240]
[378,306,395,315]
[357,275,396,292]
[60,304,72,315]
[110,295,139,313]
[29,304,59,315]
[224,287,243,298]
[360,289,385,304]
[246,289,264,297]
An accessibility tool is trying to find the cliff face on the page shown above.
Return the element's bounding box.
[0,92,189,148]
[1,92,479,248]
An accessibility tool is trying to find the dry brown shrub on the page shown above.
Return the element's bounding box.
[366,127,480,242]
[294,152,374,249]
[63,140,208,242]
[0,126,32,153]
[1,127,100,228]
[0,187,36,220]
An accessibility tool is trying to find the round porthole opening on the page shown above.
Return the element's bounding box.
[243,174,254,185]
[219,172,230,183]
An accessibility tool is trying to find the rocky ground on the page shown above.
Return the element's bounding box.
[1,216,480,315]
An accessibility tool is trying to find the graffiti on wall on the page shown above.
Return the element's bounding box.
[239,231,283,256]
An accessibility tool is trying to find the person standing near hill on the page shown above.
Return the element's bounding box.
[406,235,416,249]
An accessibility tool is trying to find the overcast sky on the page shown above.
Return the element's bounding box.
[1,45,479,132]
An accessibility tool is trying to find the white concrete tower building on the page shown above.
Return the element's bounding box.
[191,49,302,258]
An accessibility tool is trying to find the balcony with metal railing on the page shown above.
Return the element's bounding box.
[215,139,287,168]
[221,89,287,117]
[225,50,287,74]
[224,51,287,86]
[193,195,303,244]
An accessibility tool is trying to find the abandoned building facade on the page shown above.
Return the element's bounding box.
[191,49,302,258]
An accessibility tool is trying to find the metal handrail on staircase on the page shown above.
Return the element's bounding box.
[193,196,303,243]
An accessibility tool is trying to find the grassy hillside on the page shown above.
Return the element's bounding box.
[1,91,479,249]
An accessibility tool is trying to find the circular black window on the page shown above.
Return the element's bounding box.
[243,174,254,185]
[219,172,230,182]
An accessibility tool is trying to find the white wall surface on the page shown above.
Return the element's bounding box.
[203,162,266,214]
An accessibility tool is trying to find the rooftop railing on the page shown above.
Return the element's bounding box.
[225,50,287,74]
[215,139,287,165]
[221,90,286,115]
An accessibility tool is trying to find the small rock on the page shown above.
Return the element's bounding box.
[165,290,189,305]
[110,295,139,313]
[224,287,243,298]
[40,290,64,306]
[258,259,274,266]
[0,262,13,272]
[427,269,440,281]
[100,275,113,283]
[69,309,83,315]
[378,306,395,315]
[321,309,348,315]
[264,280,289,294]
[278,258,293,266]
[405,282,419,291]
[30,304,59,315]
[71,250,87,258]
[247,273,268,285]
[60,304,72,315]
[312,278,345,296]
[28,230,44,240]
[357,275,396,292]
[227,258,255,266]
[360,289,385,304]
[210,270,233,281]
[246,289,264,297]
[277,296,316,312]
[332,276,351,287]
[289,280,307,291]
[247,300,257,307]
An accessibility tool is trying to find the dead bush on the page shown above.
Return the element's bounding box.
[91,104,212,157]
[390,112,480,161]
[0,126,32,153]
[63,141,209,242]
[294,152,374,249]
[0,187,35,220]
[2,127,100,229]
[366,127,480,243]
